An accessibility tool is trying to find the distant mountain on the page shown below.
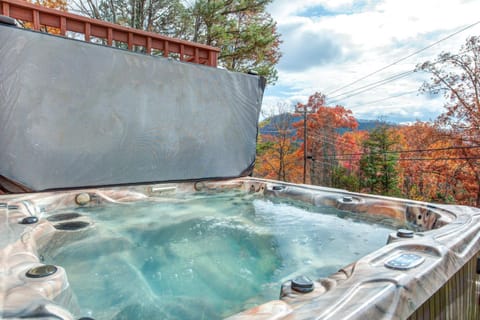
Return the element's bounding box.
[259,114,392,137]
[340,119,389,134]
[259,113,300,137]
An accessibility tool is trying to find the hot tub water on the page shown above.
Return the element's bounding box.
[42,192,394,319]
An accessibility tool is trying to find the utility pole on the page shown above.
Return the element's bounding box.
[295,93,323,184]
[303,106,307,184]
[295,104,314,184]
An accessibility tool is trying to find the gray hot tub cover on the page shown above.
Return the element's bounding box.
[0,25,265,191]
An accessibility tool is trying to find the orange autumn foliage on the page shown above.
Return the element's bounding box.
[392,122,479,206]
[416,36,480,206]
[255,136,303,183]
[335,130,368,174]
[255,115,479,207]
[293,92,358,186]
[254,112,303,183]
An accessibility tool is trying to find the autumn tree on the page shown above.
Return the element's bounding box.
[294,92,358,186]
[395,122,441,201]
[396,122,460,203]
[335,130,368,175]
[330,130,367,191]
[417,36,480,206]
[359,124,399,196]
[426,137,478,204]
[254,104,302,182]
[30,0,67,10]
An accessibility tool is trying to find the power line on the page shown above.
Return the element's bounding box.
[348,90,419,108]
[334,48,474,102]
[311,145,480,158]
[332,156,480,161]
[326,48,476,106]
[325,19,480,97]
[327,70,415,102]
[261,128,364,148]
[399,157,480,161]
[260,129,296,133]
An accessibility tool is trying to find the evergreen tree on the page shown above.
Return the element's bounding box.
[71,0,281,83]
[72,0,189,37]
[359,125,399,196]
[189,0,281,83]
[331,166,360,192]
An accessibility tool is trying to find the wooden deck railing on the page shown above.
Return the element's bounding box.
[0,0,219,67]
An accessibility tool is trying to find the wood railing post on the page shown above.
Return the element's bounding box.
[84,22,91,42]
[107,27,113,46]
[208,51,217,67]
[146,37,152,54]
[163,40,169,58]
[32,9,40,30]
[1,2,9,15]
[180,44,184,61]
[127,32,133,50]
[60,16,66,35]
[194,48,199,64]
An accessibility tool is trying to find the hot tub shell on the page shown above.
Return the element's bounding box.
[0,178,479,319]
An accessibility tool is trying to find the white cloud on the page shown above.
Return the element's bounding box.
[264,0,480,122]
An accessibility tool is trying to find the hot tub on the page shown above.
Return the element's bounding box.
[1,178,479,320]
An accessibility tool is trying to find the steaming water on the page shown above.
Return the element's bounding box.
[43,192,394,320]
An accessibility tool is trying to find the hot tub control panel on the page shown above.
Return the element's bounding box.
[385,253,425,270]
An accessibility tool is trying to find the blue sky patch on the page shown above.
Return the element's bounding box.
[297,5,337,18]
[264,84,300,99]
[297,1,371,18]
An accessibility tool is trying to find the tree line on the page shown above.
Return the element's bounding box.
[255,36,480,207]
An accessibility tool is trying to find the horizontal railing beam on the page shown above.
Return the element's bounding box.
[0,0,219,67]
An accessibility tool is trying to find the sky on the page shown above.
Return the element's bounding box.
[263,0,480,123]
